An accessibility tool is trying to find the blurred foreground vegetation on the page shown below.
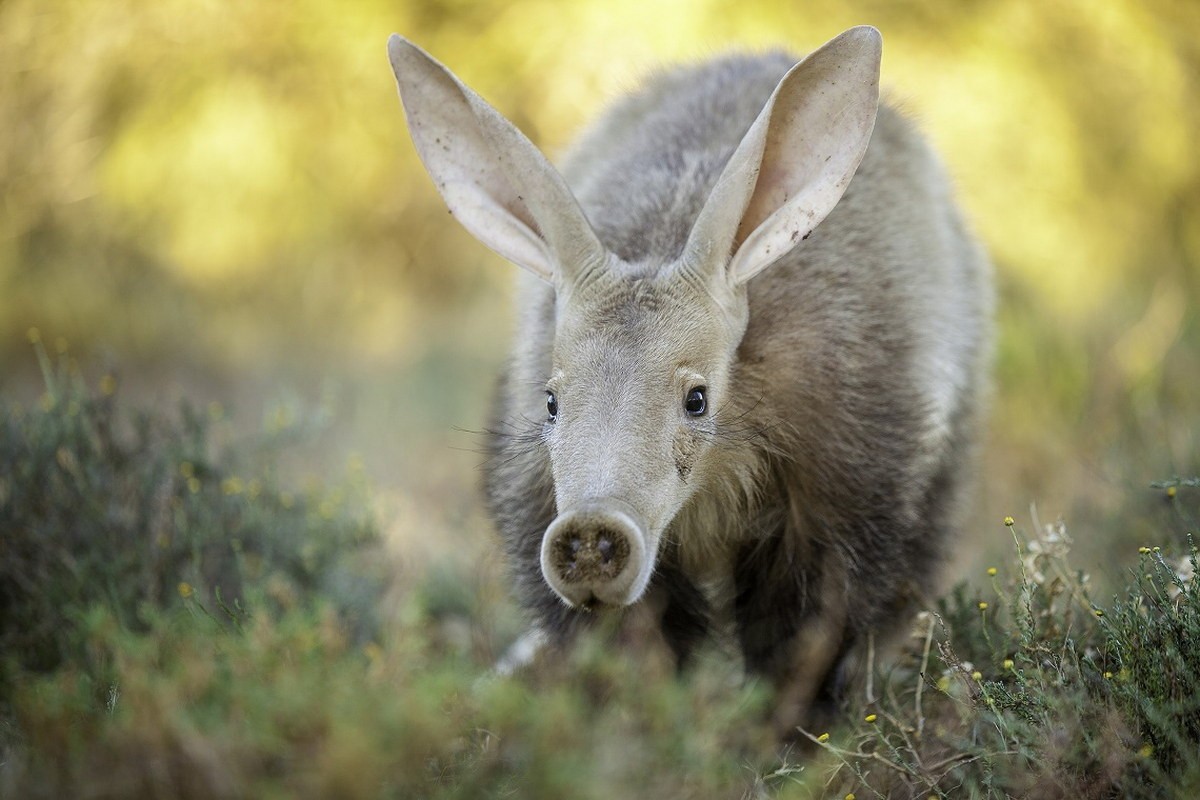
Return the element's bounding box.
[2,352,1198,797]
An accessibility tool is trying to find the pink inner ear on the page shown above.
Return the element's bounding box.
[734,164,795,249]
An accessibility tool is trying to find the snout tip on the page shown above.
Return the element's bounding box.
[539,503,653,608]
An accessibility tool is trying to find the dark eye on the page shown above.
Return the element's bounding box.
[546,391,558,421]
[684,387,707,417]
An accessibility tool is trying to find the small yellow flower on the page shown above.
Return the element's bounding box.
[1003,659,1014,670]
[221,476,244,495]
[26,327,41,344]
[817,732,830,743]
[845,794,856,800]
[179,461,195,479]
[1003,515,1015,527]
[1103,671,1113,679]
[98,374,117,396]
[1139,743,1153,758]
[864,714,877,723]
[187,477,201,494]
[971,670,983,681]
[1139,546,1151,554]
[1153,546,1161,553]
[1094,609,1104,617]
[978,601,989,611]
[1167,486,1177,498]
[177,582,194,598]
[936,675,950,691]
[986,566,998,576]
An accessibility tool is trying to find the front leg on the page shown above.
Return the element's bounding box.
[733,534,852,738]
[649,561,712,672]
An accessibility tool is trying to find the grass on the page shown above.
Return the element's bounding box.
[805,518,1199,799]
[1,348,1198,798]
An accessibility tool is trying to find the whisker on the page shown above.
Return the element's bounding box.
[699,394,797,462]
[469,413,550,472]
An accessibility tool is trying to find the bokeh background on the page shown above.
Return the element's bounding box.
[3,0,1197,586]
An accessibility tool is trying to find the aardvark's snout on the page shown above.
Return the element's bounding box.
[540,502,648,607]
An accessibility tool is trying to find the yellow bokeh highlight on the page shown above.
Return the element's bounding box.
[102,80,292,282]
[1,0,1197,555]
[3,0,1194,342]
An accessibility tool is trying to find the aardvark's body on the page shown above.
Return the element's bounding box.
[387,27,992,731]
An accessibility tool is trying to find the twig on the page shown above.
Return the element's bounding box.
[883,708,924,772]
[865,630,877,703]
[795,728,919,778]
[927,750,1018,776]
[914,611,936,738]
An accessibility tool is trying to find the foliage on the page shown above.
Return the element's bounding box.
[2,372,1199,798]
[5,605,783,800]
[808,513,1200,799]
[0,340,385,703]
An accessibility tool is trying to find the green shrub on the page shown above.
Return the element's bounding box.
[2,345,1198,798]
[810,512,1200,799]
[0,341,385,702]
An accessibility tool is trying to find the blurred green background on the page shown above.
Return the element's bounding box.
[2,0,1197,583]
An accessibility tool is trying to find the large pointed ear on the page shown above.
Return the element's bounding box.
[684,26,882,287]
[387,35,606,285]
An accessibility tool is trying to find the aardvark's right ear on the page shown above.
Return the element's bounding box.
[387,35,606,286]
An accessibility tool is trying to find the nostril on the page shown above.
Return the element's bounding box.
[550,524,631,584]
[597,533,613,563]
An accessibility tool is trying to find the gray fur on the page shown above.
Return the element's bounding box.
[388,28,992,733]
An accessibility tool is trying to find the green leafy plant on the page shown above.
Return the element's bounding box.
[805,512,1199,799]
[0,338,385,701]
[2,347,1198,798]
